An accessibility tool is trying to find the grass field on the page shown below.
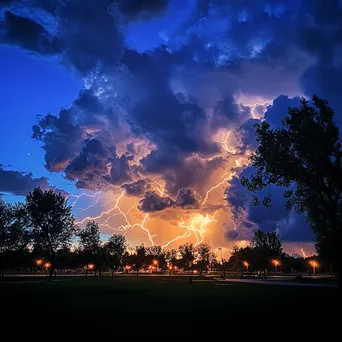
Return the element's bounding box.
[1,276,340,325]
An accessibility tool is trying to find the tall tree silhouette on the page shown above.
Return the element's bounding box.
[179,243,195,271]
[195,243,211,275]
[26,188,76,281]
[0,199,12,277]
[78,221,101,276]
[250,230,282,279]
[242,95,342,285]
[105,234,127,277]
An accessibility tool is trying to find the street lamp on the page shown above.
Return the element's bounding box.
[308,260,319,276]
[168,264,172,276]
[243,260,249,272]
[44,262,51,274]
[218,247,225,278]
[271,259,280,272]
[153,260,158,276]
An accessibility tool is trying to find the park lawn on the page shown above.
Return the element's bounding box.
[1,276,340,324]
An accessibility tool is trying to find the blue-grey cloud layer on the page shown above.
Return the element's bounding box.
[1,0,342,243]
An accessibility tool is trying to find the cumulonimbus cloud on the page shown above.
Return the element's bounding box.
[1,0,341,243]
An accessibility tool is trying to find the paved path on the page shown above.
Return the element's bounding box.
[214,278,338,288]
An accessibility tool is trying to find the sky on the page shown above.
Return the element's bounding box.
[1,0,341,257]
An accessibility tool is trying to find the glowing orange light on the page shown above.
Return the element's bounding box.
[309,260,319,269]
[88,264,95,269]
[169,266,172,270]
[193,270,198,274]
[126,265,131,270]
[44,262,51,269]
[153,259,158,265]
[272,259,280,267]
[174,266,178,270]
[36,259,43,266]
[243,261,249,268]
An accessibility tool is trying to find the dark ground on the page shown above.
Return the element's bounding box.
[1,276,341,329]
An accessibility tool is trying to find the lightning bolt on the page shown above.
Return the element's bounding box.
[161,212,217,249]
[67,191,102,208]
[202,171,236,205]
[222,130,237,154]
[301,248,307,258]
[147,181,165,196]
[75,191,156,246]
[246,100,272,119]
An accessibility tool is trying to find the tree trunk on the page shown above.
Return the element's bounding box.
[48,254,55,282]
[263,269,267,280]
[136,269,139,277]
[94,269,97,277]
[111,270,114,279]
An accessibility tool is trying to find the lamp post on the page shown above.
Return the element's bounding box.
[153,260,158,276]
[309,260,319,276]
[243,260,249,272]
[271,259,280,273]
[35,259,43,274]
[218,247,225,278]
[44,262,51,274]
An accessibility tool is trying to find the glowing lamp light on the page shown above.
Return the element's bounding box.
[44,262,51,269]
[308,260,319,275]
[88,264,95,269]
[243,261,249,268]
[169,266,172,270]
[153,259,158,265]
[272,259,280,267]
[309,260,319,269]
[193,270,198,274]
[126,265,131,270]
[36,259,43,266]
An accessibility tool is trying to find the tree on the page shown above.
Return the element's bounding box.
[130,244,147,276]
[105,234,127,277]
[195,243,211,275]
[228,245,255,273]
[179,243,195,271]
[78,221,102,276]
[26,188,76,281]
[250,230,282,279]
[146,245,167,271]
[0,201,29,276]
[56,247,79,272]
[241,95,342,285]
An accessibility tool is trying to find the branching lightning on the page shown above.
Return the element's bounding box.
[161,212,217,249]
[67,191,102,208]
[72,124,250,250]
[75,191,156,245]
[246,100,272,119]
[202,171,236,205]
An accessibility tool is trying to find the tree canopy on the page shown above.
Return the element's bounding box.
[241,95,342,284]
[26,188,76,281]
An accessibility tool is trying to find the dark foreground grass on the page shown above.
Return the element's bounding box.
[1,276,341,325]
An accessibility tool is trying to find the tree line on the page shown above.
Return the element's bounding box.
[0,188,216,281]
[1,188,322,281]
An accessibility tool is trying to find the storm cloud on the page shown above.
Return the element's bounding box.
[0,165,51,196]
[2,0,342,244]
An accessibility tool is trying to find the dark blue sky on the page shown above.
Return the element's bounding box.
[1,0,341,247]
